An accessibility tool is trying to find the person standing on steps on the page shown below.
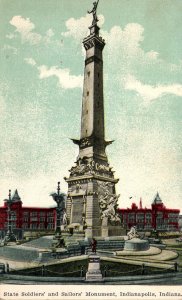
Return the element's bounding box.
[91,238,97,253]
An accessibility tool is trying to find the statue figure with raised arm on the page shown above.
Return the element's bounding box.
[88,0,99,25]
[127,226,140,240]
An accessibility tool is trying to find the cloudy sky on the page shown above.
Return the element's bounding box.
[0,0,181,210]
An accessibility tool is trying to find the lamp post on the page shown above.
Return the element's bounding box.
[50,182,66,247]
[152,200,159,240]
[4,190,16,243]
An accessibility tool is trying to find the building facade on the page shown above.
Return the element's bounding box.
[118,193,180,232]
[0,190,56,239]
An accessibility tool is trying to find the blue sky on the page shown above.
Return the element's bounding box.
[0,0,182,210]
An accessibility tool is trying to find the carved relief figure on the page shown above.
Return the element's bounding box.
[69,158,113,177]
[98,182,121,224]
[62,209,67,225]
[69,158,87,176]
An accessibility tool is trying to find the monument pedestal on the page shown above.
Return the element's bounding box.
[86,254,103,281]
[101,217,124,238]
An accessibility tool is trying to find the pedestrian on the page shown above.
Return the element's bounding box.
[91,238,97,253]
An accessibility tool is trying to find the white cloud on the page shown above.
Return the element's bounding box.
[37,65,83,89]
[62,14,105,41]
[105,23,144,49]
[9,16,42,45]
[24,57,36,66]
[9,16,57,46]
[24,56,82,89]
[124,74,182,102]
[62,18,162,77]
[10,15,34,32]
[102,23,160,70]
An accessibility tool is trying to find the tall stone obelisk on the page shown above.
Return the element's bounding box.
[64,1,121,238]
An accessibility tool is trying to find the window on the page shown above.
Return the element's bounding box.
[11,212,16,221]
[136,213,144,220]
[168,213,178,218]
[146,219,151,224]
[47,223,54,229]
[87,71,90,77]
[23,223,28,229]
[47,212,53,217]
[157,212,163,217]
[156,218,163,224]
[30,212,37,217]
[48,217,54,223]
[40,212,45,217]
[87,91,89,96]
[39,223,45,229]
[23,212,29,217]
[40,217,45,222]
[137,224,144,229]
[128,213,135,222]
[145,224,152,229]
[30,223,37,229]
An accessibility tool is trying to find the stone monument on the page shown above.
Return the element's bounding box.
[64,1,122,238]
[86,253,103,282]
[124,226,150,251]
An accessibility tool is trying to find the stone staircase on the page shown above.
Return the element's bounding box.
[0,235,125,263]
[21,236,54,249]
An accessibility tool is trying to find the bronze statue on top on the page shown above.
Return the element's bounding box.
[88,0,100,25]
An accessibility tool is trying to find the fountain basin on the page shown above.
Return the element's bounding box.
[124,238,150,251]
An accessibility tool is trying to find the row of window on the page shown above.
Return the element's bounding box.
[123,213,179,219]
[23,212,54,217]
[168,213,179,218]
[128,224,177,230]
[2,223,54,229]
[22,217,54,222]
[0,211,54,217]
[1,217,54,223]
[22,223,55,229]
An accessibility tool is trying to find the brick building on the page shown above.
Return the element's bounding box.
[118,192,180,232]
[0,190,180,239]
[0,190,56,239]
